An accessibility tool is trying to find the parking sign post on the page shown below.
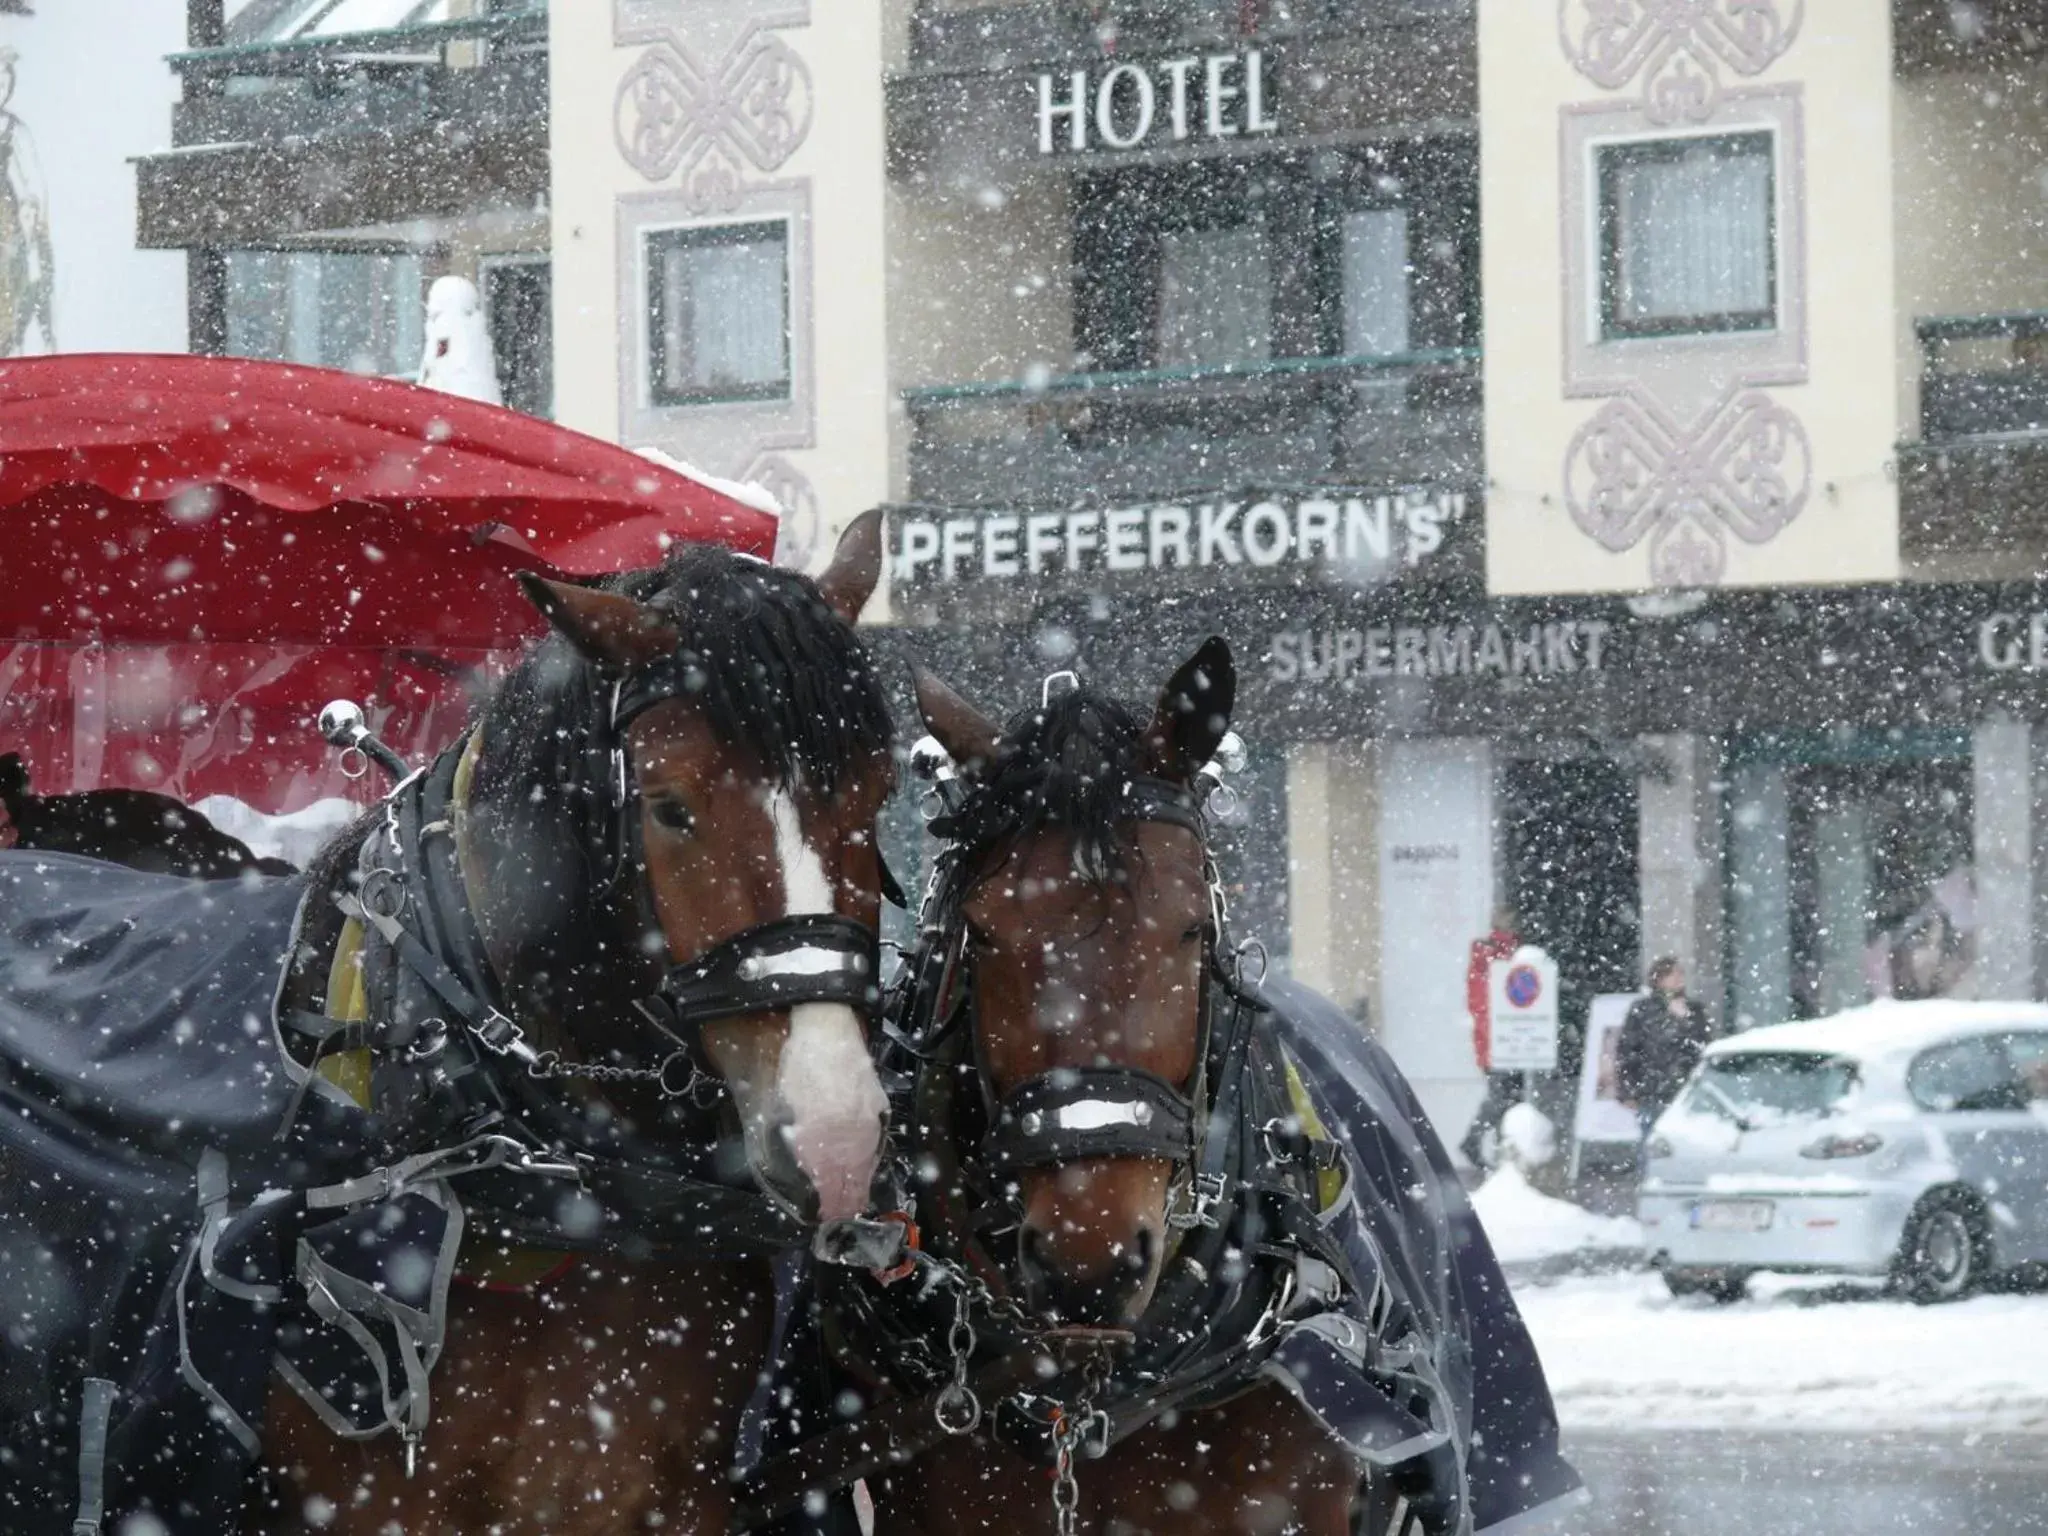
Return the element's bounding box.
[1488,947,1561,1104]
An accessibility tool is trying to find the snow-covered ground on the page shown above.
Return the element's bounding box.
[194,795,361,868]
[1469,1164,1643,1267]
[1516,1271,2048,1433]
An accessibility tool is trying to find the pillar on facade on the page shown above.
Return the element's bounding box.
[1728,758,1790,1031]
[1284,740,1380,1029]
[1638,734,1725,1025]
[1976,714,2034,1002]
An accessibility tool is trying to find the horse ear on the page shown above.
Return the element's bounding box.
[913,665,1000,779]
[516,573,678,677]
[814,508,884,625]
[1143,636,1235,783]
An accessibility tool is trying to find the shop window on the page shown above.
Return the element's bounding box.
[224,250,424,377]
[1597,131,1774,340]
[1155,223,1272,369]
[483,257,553,419]
[1339,207,1410,359]
[646,221,790,407]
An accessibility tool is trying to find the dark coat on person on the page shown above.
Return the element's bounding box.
[1615,990,1719,1113]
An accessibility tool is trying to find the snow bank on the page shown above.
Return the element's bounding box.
[194,796,362,869]
[1517,1272,2048,1432]
[1470,1165,1643,1266]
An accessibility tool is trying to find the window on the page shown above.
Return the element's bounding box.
[1156,224,1272,369]
[1598,132,1775,340]
[1339,207,1411,359]
[483,258,553,419]
[224,250,423,376]
[2004,1032,2048,1103]
[646,222,790,407]
[1908,1036,2026,1114]
[1690,1052,1859,1121]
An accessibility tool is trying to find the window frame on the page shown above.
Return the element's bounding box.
[643,219,792,409]
[1595,129,1778,343]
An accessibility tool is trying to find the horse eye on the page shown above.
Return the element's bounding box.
[648,797,695,835]
[1181,923,1205,945]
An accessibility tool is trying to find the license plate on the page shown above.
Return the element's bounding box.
[1690,1199,1774,1232]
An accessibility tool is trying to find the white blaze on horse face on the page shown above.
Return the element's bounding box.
[766,787,885,1222]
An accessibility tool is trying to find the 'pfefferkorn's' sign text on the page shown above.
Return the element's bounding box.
[892,491,1466,586]
[1036,50,1277,155]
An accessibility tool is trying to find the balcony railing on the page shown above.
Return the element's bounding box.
[168,8,547,147]
[1916,310,2048,443]
[902,347,1480,508]
[907,0,1470,74]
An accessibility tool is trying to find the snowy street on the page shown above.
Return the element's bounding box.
[1517,1270,2048,1435]
[1509,1270,2048,1531]
[1565,1429,2048,1535]
[1480,1160,2048,1531]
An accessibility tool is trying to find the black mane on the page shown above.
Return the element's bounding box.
[941,687,1151,880]
[304,543,891,902]
[476,542,892,805]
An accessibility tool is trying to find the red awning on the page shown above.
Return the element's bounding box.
[0,352,778,644]
[0,354,783,809]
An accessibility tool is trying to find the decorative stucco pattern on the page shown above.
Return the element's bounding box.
[1551,4,1813,585]
[1559,0,1802,124]
[615,26,813,214]
[1563,384,1811,585]
[608,0,819,564]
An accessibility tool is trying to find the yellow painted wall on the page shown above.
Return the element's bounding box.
[1480,1,1900,593]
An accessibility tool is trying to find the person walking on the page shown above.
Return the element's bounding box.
[1458,907,1524,1170]
[1615,956,1718,1171]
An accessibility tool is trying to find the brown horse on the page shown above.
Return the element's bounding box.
[218,516,896,1533]
[844,643,1371,1536]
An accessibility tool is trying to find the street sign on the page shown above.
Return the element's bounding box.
[1488,945,1560,1073]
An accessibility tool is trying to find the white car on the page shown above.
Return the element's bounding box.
[1637,1001,2048,1303]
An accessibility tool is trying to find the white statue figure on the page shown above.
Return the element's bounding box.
[416,275,502,405]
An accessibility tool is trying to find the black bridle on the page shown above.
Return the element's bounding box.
[894,771,1226,1195]
[306,648,890,1255]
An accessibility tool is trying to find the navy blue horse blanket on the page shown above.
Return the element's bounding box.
[0,851,369,1533]
[1254,976,1583,1534]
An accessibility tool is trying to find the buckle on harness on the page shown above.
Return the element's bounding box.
[1167,1172,1226,1230]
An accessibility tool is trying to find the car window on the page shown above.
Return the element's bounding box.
[2004,1032,2048,1105]
[1907,1036,2027,1113]
[1689,1052,1858,1122]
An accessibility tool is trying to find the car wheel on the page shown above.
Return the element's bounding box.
[1661,1267,1748,1304]
[1892,1191,1986,1304]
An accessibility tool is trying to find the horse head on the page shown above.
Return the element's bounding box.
[452,513,895,1224]
[912,638,1235,1326]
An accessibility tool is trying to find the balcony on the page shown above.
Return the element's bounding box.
[1915,312,2048,444]
[906,0,1471,75]
[904,346,1480,508]
[1900,310,2048,563]
[136,8,547,248]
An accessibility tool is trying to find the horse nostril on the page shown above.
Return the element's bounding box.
[1126,1225,1158,1276]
